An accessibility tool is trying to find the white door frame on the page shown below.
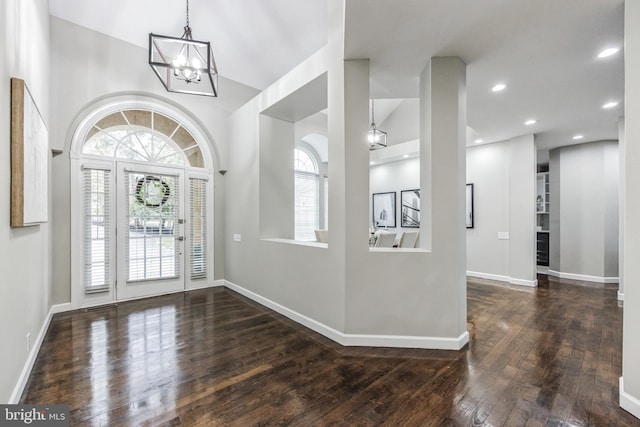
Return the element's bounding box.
[69,98,216,309]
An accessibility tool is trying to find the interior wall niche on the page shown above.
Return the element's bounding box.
[258,72,328,242]
[369,137,420,239]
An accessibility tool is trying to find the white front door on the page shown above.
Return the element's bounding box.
[116,163,185,300]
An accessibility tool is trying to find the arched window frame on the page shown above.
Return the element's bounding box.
[294,144,322,241]
[82,124,190,166]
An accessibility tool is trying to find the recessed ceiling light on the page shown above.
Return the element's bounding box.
[492,83,507,92]
[370,161,375,165]
[598,47,619,58]
[475,139,484,144]
[602,101,618,109]
[525,119,537,126]
[573,135,584,140]
[403,154,409,158]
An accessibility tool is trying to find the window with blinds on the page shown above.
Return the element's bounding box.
[189,178,208,280]
[294,147,320,241]
[83,168,111,293]
[124,172,180,281]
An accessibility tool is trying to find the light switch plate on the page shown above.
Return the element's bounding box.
[233,234,241,242]
[498,232,510,240]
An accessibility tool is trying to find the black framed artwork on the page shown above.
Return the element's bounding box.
[466,183,474,229]
[401,189,420,228]
[373,192,396,228]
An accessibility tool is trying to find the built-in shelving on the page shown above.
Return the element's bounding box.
[536,172,549,214]
[536,171,550,267]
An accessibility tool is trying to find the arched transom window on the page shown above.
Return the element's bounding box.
[82,109,204,168]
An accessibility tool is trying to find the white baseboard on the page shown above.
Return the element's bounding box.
[211,279,226,287]
[342,331,469,350]
[224,280,468,350]
[188,280,225,290]
[618,291,625,301]
[548,270,619,284]
[536,265,549,275]
[620,377,640,419]
[466,271,537,288]
[509,277,538,287]
[9,302,71,404]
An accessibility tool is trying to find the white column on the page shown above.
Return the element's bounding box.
[508,135,537,286]
[621,0,640,419]
[618,118,625,301]
[420,56,467,332]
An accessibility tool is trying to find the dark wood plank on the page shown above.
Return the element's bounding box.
[20,276,640,426]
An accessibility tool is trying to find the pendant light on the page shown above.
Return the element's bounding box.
[149,0,218,97]
[368,99,387,150]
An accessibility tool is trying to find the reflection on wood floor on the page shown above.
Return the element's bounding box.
[22,275,639,426]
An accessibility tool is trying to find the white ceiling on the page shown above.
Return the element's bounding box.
[49,0,328,91]
[50,0,625,154]
[345,0,625,152]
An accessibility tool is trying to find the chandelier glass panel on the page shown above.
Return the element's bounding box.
[149,0,218,97]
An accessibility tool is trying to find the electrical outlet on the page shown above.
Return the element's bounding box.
[498,232,510,240]
[26,333,30,352]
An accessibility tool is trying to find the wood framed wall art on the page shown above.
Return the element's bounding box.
[11,78,49,227]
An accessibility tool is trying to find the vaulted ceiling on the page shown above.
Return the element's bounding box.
[50,0,624,153]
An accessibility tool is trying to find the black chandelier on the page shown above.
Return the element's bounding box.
[149,0,218,97]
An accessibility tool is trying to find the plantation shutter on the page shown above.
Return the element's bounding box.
[294,170,319,241]
[83,167,111,294]
[189,178,208,280]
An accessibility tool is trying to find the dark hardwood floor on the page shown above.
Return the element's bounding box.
[22,276,639,426]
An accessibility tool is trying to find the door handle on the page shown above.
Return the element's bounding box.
[178,236,184,241]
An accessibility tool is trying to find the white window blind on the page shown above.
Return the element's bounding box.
[125,172,180,282]
[189,178,208,280]
[294,170,319,241]
[83,168,111,293]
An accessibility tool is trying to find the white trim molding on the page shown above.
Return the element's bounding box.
[466,271,538,288]
[186,279,225,291]
[548,270,620,284]
[536,265,549,275]
[620,377,640,419]
[9,303,72,404]
[224,280,469,350]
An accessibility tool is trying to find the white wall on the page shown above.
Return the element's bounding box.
[0,0,51,403]
[621,0,640,418]
[226,46,347,331]
[225,5,468,347]
[378,98,419,147]
[466,142,510,278]
[259,115,295,239]
[49,17,258,304]
[549,141,619,282]
[466,136,537,286]
[508,136,537,285]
